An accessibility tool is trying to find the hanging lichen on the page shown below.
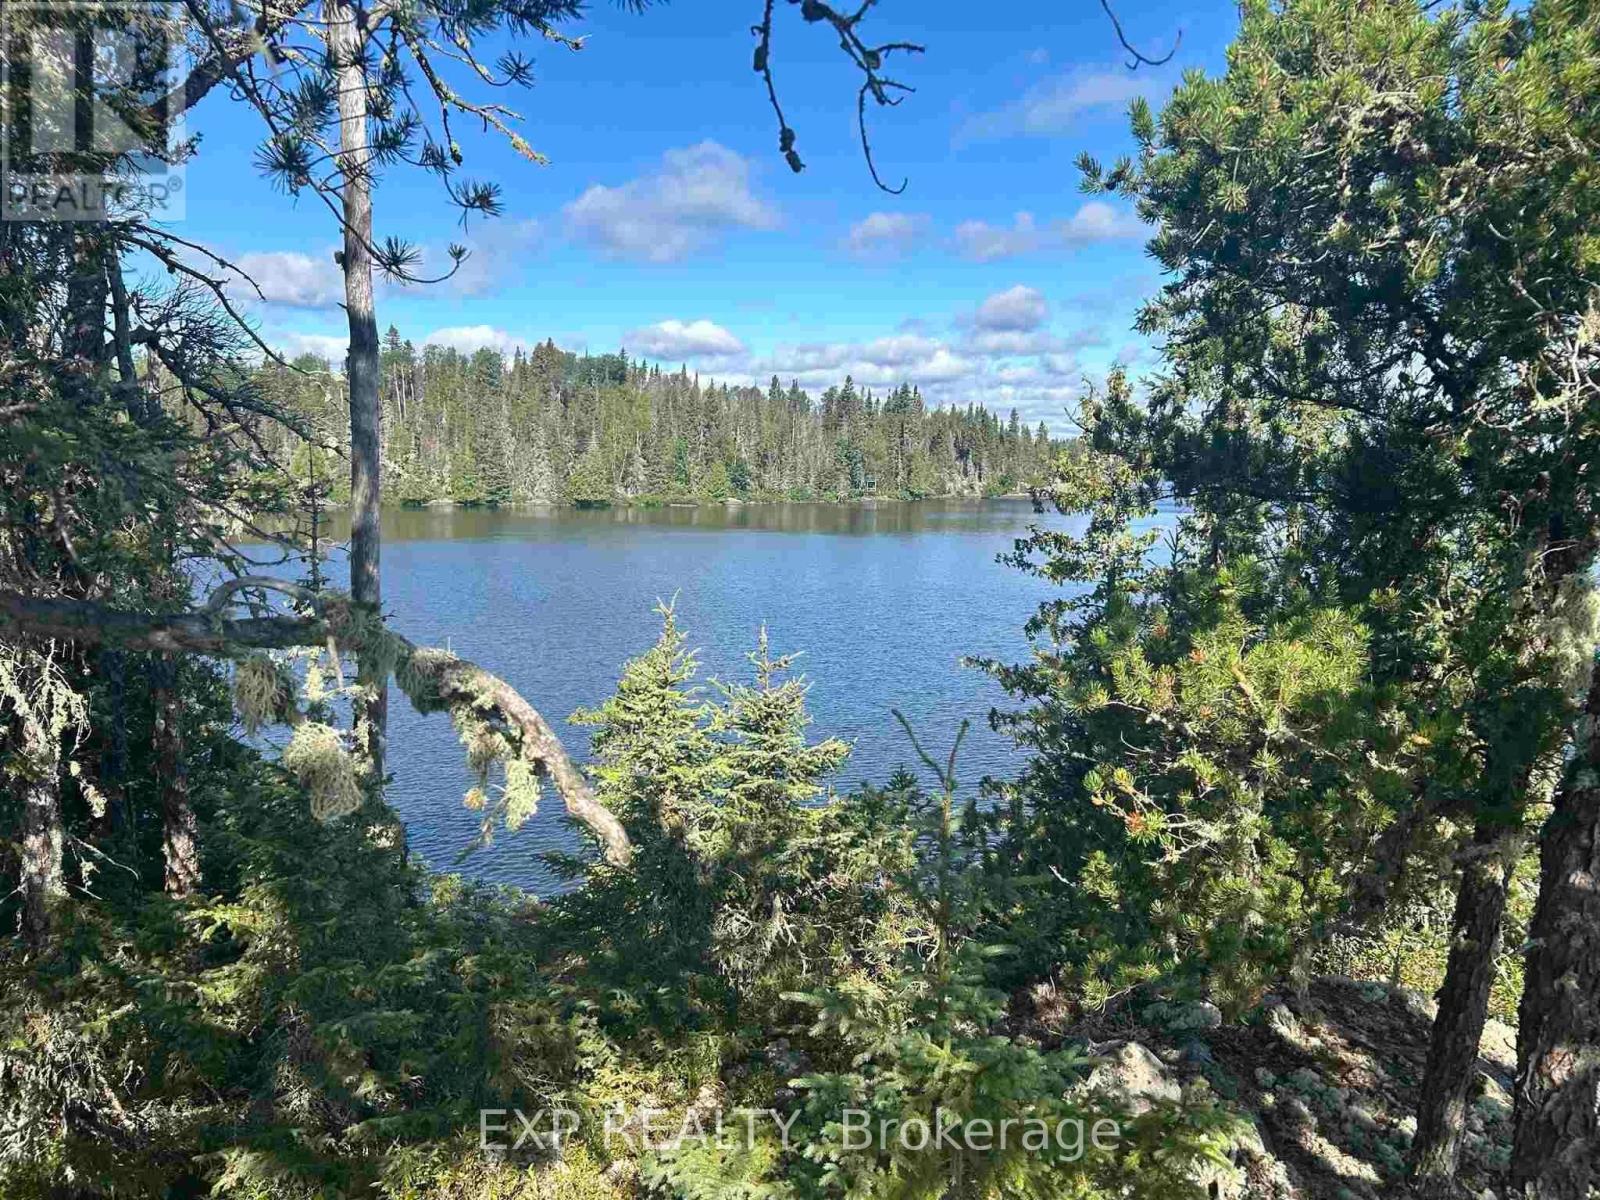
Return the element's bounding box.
[332,602,402,681]
[67,761,108,820]
[502,755,540,831]
[394,645,456,713]
[232,653,296,735]
[0,642,87,768]
[454,705,511,778]
[281,722,362,821]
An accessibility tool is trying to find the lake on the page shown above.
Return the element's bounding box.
[257,499,1078,893]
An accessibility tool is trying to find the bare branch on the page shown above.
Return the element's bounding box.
[1099,0,1181,68]
[0,586,633,867]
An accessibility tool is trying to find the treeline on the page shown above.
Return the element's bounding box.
[259,332,1062,506]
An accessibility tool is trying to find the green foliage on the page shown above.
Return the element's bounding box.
[261,343,1062,507]
[1,736,582,1196]
[552,607,907,1020]
[642,722,1242,1198]
[982,0,1600,1031]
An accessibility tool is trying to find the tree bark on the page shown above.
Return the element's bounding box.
[1410,821,1520,1197]
[328,0,386,782]
[19,767,65,948]
[63,227,108,404]
[152,655,200,897]
[88,649,129,839]
[1512,670,1600,1200]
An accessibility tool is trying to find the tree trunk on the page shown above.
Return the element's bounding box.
[1410,822,1520,1197]
[328,0,386,782]
[19,766,65,948]
[152,655,199,897]
[1512,670,1600,1199]
[63,227,108,405]
[88,648,129,839]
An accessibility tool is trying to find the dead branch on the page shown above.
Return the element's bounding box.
[0,586,633,868]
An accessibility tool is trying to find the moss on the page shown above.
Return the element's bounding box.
[280,722,362,821]
[233,654,295,735]
[395,646,457,714]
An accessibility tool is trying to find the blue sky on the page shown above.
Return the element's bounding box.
[166,0,1238,431]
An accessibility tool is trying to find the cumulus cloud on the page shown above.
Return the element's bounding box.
[234,250,343,309]
[1115,341,1158,369]
[628,319,745,360]
[972,284,1049,332]
[756,334,977,393]
[952,204,1142,261]
[957,66,1165,142]
[442,219,544,297]
[843,211,931,260]
[961,329,1062,357]
[423,325,530,355]
[273,331,347,362]
[1059,200,1144,243]
[952,213,1045,262]
[241,219,542,317]
[565,141,779,263]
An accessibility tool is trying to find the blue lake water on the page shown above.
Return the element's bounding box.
[252,499,1089,892]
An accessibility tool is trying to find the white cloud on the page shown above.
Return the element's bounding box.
[957,66,1164,142]
[1115,342,1158,369]
[843,211,931,260]
[981,380,1082,423]
[972,284,1049,332]
[1040,351,1087,377]
[761,336,977,392]
[959,322,1105,359]
[565,141,779,263]
[952,213,1044,262]
[234,250,343,309]
[625,320,1088,431]
[1058,200,1144,243]
[444,219,544,297]
[900,347,977,384]
[952,203,1143,261]
[628,318,745,360]
[859,333,943,367]
[273,331,347,362]
[962,329,1061,357]
[423,325,530,355]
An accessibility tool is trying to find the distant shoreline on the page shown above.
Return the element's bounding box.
[308,492,1040,512]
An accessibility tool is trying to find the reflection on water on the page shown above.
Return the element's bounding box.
[333,497,1055,540]
[250,499,1086,893]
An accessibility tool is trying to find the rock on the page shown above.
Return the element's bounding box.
[1393,987,1438,1023]
[1262,996,1305,1043]
[1205,1119,1298,1200]
[1085,1040,1182,1114]
[1346,1103,1380,1132]
[1281,1096,1315,1127]
[1144,998,1224,1033]
[1475,1072,1513,1122]
[1478,1019,1517,1072]
[1179,1038,1215,1066]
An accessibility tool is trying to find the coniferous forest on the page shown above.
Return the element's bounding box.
[4,1,1600,1199]
[260,335,1061,506]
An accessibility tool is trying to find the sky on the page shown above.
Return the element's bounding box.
[163,0,1240,432]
